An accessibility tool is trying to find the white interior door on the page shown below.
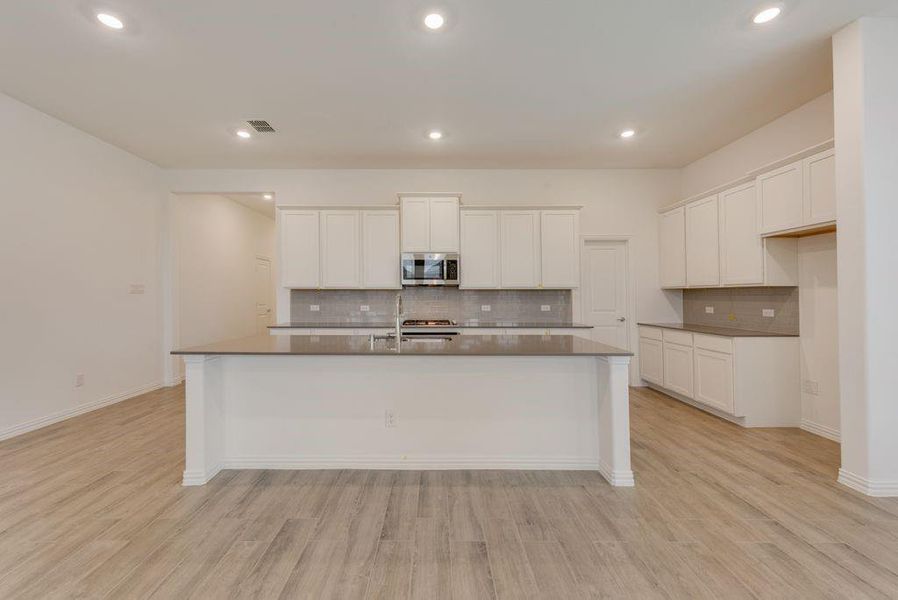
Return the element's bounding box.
[581,240,629,349]
[255,256,273,334]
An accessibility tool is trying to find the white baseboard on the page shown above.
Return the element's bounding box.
[598,459,635,487]
[164,375,185,387]
[0,381,163,442]
[219,455,599,471]
[800,419,841,442]
[182,466,222,486]
[838,468,898,497]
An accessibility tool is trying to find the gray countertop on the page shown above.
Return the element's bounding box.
[269,321,593,329]
[172,333,630,357]
[637,322,799,338]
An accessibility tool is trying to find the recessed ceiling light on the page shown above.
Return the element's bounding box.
[424,13,445,30]
[236,130,251,139]
[619,129,636,139]
[428,130,444,140]
[96,13,124,30]
[263,194,273,200]
[752,7,781,24]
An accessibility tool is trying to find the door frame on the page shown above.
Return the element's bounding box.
[254,254,274,332]
[579,235,639,385]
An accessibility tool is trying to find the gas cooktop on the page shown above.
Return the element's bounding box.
[402,319,457,327]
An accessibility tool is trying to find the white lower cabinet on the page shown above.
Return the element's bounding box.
[662,341,694,398]
[639,325,800,427]
[693,347,735,415]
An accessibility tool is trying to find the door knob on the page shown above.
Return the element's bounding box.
[617,317,626,322]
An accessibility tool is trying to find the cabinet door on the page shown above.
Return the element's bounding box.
[361,210,400,289]
[280,210,319,288]
[500,211,541,288]
[803,149,836,225]
[540,210,580,288]
[659,207,686,288]
[429,197,460,252]
[639,337,664,385]
[663,341,694,398]
[400,197,430,252]
[719,183,763,285]
[758,160,803,234]
[685,196,720,287]
[694,348,735,414]
[320,211,360,288]
[460,210,500,288]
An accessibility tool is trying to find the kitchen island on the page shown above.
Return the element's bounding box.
[172,334,633,487]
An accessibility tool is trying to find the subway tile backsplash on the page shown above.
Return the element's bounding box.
[683,287,799,334]
[290,288,573,324]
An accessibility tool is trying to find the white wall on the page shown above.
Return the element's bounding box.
[165,168,684,382]
[172,194,276,377]
[680,92,834,199]
[0,92,167,439]
[798,233,839,441]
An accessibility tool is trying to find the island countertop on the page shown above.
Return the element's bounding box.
[268,321,594,329]
[172,333,631,357]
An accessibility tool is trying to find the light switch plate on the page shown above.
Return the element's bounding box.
[310,305,320,312]
[762,308,775,318]
[705,306,714,314]
[481,305,491,312]
[540,305,551,312]
[129,284,145,295]
[360,305,370,312]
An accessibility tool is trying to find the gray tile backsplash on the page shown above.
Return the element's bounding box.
[683,287,799,334]
[290,288,573,324]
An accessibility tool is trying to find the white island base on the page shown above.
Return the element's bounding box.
[181,352,633,487]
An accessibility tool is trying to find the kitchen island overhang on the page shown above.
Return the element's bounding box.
[172,334,634,488]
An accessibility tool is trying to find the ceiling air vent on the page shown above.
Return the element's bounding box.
[247,120,276,133]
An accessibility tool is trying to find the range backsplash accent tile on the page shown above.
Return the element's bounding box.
[290,288,573,324]
[683,287,799,334]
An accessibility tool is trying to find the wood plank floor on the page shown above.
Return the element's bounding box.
[2,385,898,599]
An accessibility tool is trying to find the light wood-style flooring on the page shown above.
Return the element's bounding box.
[2,384,898,599]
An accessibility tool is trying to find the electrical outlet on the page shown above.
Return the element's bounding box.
[705,306,714,314]
[129,284,145,295]
[540,305,551,312]
[802,380,820,395]
[762,308,775,318]
[75,373,84,388]
[310,305,320,312]
[384,410,396,428]
[728,313,736,321]
[481,305,491,312]
[360,305,370,312]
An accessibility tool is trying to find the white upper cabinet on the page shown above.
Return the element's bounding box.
[280,210,320,288]
[758,160,804,234]
[500,210,541,288]
[320,211,360,288]
[685,196,720,287]
[659,207,686,288]
[400,196,459,252]
[804,149,836,225]
[719,182,763,285]
[429,197,460,252]
[361,210,400,289]
[460,210,500,288]
[540,210,580,288]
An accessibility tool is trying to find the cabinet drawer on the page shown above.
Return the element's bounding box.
[693,333,733,355]
[639,326,663,341]
[662,329,693,347]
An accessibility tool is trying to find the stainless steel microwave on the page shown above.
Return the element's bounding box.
[401,253,459,286]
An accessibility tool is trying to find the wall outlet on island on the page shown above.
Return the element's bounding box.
[384,410,396,428]
[310,305,320,312]
[762,308,775,318]
[541,305,551,312]
[705,306,714,314]
[481,305,491,312]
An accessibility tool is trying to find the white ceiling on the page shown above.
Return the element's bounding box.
[2,1,896,169]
